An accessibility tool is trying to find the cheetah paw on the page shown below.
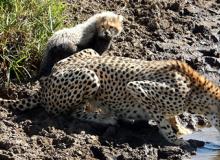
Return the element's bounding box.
[174,138,190,146]
[174,139,196,153]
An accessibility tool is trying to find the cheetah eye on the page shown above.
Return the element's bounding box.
[109,26,114,29]
[99,24,105,29]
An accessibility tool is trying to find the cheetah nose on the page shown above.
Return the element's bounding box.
[105,31,109,36]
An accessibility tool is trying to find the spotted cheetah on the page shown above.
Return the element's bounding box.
[1,49,220,148]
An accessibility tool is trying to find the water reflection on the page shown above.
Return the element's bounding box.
[183,127,220,160]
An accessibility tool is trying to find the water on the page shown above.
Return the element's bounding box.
[183,127,220,160]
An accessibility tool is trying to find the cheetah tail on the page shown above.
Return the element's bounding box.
[169,60,220,98]
[0,94,40,111]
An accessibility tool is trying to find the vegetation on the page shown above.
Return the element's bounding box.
[0,0,68,85]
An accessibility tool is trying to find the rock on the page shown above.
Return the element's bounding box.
[90,146,110,160]
[158,146,191,159]
[198,48,219,57]
[203,56,220,68]
[0,153,14,160]
[193,24,211,35]
[211,34,219,42]
[0,122,7,133]
[0,140,13,150]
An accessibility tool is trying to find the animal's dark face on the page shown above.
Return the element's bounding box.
[97,15,123,39]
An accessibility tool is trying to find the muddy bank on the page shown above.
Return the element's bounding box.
[0,0,220,159]
[0,106,192,159]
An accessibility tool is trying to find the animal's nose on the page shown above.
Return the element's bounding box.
[105,31,109,36]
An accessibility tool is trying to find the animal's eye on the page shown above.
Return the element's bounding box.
[101,25,105,29]
[109,26,114,29]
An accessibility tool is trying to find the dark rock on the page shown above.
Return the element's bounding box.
[211,34,219,42]
[0,153,14,160]
[0,140,13,150]
[90,146,109,160]
[52,135,74,149]
[204,56,220,68]
[199,48,219,57]
[158,146,190,159]
[169,2,181,12]
[193,24,211,35]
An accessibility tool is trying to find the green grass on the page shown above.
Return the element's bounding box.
[0,0,69,85]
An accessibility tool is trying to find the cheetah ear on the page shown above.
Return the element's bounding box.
[100,16,107,22]
[117,15,123,23]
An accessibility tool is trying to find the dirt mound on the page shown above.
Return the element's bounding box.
[0,0,219,159]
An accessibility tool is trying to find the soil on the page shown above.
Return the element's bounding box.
[0,0,220,159]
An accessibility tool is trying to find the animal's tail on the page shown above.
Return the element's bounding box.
[0,93,40,111]
[168,60,220,98]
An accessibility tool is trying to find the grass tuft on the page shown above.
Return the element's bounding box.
[0,0,68,85]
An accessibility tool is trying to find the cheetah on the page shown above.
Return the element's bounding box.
[1,49,220,149]
[39,11,123,78]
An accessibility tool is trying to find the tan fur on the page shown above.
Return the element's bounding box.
[169,60,220,99]
[102,16,122,31]
[96,15,123,35]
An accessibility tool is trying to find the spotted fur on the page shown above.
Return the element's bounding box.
[1,49,220,147]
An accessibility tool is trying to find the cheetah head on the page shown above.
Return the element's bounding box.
[96,12,123,40]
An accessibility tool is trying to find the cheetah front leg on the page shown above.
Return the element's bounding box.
[148,109,189,146]
[126,80,191,147]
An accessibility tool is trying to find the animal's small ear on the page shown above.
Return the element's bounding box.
[100,16,107,22]
[118,15,123,22]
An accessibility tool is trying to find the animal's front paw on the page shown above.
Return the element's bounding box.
[174,139,196,153]
[174,138,190,146]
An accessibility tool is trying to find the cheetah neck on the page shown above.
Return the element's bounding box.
[186,84,220,115]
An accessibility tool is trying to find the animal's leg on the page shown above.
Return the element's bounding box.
[204,111,220,131]
[150,109,189,146]
[71,104,117,125]
[41,67,116,126]
[40,68,100,115]
[92,36,111,54]
[126,80,190,146]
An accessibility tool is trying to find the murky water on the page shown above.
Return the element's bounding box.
[183,127,220,160]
